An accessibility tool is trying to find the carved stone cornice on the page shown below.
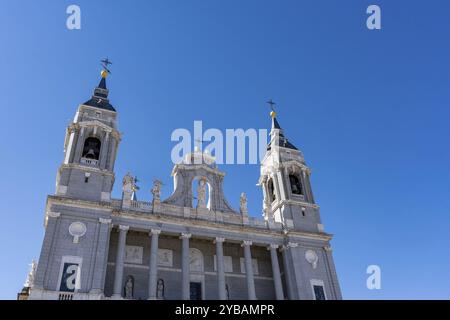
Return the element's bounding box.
[270,198,319,211]
[58,163,115,176]
[45,195,333,243]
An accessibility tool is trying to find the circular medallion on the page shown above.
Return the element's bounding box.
[69,222,87,243]
[305,249,318,269]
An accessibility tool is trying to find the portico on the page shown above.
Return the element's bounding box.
[108,224,286,300]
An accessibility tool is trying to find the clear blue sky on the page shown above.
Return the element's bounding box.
[0,0,449,299]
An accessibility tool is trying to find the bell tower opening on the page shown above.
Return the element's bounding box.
[289,174,303,195]
[267,178,276,203]
[82,137,101,160]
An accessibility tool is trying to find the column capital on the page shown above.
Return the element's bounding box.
[150,229,161,236]
[214,237,225,244]
[241,240,252,247]
[180,232,191,239]
[287,242,298,248]
[281,242,298,251]
[47,211,61,218]
[118,225,129,231]
[324,245,332,252]
[268,244,279,250]
[99,218,112,224]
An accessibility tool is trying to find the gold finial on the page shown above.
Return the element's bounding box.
[100,58,112,78]
[270,110,277,118]
[101,69,108,78]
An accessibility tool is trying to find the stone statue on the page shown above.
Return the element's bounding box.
[197,179,207,208]
[24,260,37,288]
[122,172,135,191]
[122,172,139,203]
[151,180,162,202]
[156,279,165,299]
[124,276,134,299]
[240,192,248,215]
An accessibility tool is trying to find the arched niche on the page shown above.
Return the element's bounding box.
[191,176,212,210]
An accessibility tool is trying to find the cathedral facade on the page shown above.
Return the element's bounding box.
[26,69,342,300]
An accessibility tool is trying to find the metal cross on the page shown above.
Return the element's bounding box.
[101,58,112,73]
[266,99,276,112]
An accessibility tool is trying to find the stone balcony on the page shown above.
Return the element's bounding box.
[111,199,282,231]
[80,157,99,166]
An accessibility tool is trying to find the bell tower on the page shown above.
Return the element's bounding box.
[259,109,324,233]
[55,66,121,202]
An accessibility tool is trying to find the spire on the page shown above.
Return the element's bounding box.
[82,60,116,111]
[267,108,298,151]
[272,114,282,130]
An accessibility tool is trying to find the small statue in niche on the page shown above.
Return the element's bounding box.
[124,275,134,299]
[151,180,162,202]
[156,279,165,299]
[240,192,248,215]
[196,179,207,208]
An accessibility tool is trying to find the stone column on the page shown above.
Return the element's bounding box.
[74,126,86,162]
[107,138,118,171]
[303,168,315,203]
[66,127,79,164]
[148,229,161,299]
[112,225,129,299]
[281,243,300,300]
[180,233,191,300]
[215,237,226,300]
[242,240,256,300]
[323,245,342,300]
[268,244,284,300]
[99,131,110,169]
[271,173,282,202]
[89,218,112,295]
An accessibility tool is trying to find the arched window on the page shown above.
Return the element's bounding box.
[267,179,276,202]
[289,174,303,195]
[82,137,101,160]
